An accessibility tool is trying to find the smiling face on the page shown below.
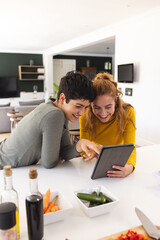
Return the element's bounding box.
[91,94,116,123]
[59,94,90,122]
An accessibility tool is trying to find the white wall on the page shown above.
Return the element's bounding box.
[115,8,160,144]
[43,7,160,145]
[43,54,54,100]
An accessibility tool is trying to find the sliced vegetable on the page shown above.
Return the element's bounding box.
[44,201,55,214]
[115,230,147,240]
[99,192,113,203]
[89,191,98,207]
[51,205,59,212]
[92,191,98,196]
[53,195,58,204]
[77,191,114,208]
[77,193,106,204]
[43,193,59,214]
[43,188,50,213]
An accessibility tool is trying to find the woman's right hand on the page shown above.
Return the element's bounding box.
[76,139,102,161]
[82,143,102,161]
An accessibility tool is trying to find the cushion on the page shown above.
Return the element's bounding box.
[19,99,45,106]
[0,106,14,133]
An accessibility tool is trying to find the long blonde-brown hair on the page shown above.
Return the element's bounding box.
[84,72,135,139]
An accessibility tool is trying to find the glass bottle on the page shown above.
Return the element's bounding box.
[25,168,44,240]
[0,202,17,240]
[1,165,20,240]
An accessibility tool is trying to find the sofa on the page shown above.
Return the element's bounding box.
[0,99,45,133]
[0,106,15,133]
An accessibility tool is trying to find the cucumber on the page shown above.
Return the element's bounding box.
[92,191,97,196]
[99,192,113,203]
[89,202,100,208]
[89,191,98,207]
[77,193,106,204]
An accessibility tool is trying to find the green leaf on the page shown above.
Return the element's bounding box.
[53,83,59,98]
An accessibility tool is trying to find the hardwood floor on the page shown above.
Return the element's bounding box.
[0,133,11,142]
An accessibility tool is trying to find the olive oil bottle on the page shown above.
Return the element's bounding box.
[1,165,20,240]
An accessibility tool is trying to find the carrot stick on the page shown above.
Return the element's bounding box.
[51,205,59,212]
[43,188,50,213]
[44,201,55,214]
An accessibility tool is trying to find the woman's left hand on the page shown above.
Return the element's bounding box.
[107,164,134,178]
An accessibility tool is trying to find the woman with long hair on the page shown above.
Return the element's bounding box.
[80,72,136,178]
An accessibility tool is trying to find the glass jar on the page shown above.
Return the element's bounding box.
[1,165,20,239]
[0,202,17,240]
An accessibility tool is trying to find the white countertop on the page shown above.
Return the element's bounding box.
[0,144,160,240]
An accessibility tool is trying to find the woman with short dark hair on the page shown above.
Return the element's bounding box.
[0,71,100,169]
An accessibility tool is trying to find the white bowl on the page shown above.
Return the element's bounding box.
[153,171,160,184]
[44,191,73,225]
[74,185,119,218]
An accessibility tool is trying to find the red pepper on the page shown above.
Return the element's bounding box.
[115,230,147,240]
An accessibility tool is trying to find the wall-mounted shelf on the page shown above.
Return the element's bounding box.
[18,65,45,81]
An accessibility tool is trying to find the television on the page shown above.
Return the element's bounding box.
[0,77,17,98]
[118,63,134,83]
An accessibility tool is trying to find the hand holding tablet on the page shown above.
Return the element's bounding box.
[91,144,135,179]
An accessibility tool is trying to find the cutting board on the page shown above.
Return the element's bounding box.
[99,225,160,240]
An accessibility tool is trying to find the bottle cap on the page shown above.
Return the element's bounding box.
[29,168,38,179]
[3,165,12,176]
[0,202,16,230]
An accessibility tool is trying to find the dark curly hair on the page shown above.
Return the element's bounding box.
[57,71,96,103]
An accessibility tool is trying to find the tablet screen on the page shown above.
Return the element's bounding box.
[91,144,135,180]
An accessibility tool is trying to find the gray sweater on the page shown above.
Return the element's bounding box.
[0,100,78,169]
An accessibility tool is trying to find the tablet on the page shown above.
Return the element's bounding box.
[91,144,135,180]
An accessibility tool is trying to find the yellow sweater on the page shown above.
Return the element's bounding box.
[80,107,136,168]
